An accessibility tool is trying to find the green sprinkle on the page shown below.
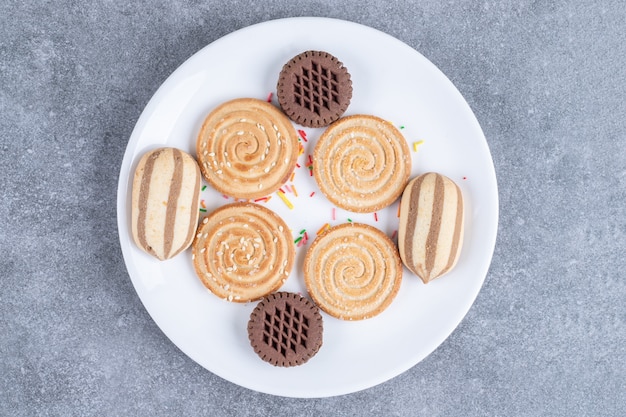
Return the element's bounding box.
[201,185,207,191]
[299,229,306,235]
[347,218,353,222]
[400,125,405,129]
[294,236,303,244]
[199,208,207,212]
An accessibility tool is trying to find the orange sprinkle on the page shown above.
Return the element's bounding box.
[290,171,295,182]
[200,199,206,208]
[397,202,401,217]
[291,185,298,197]
[317,223,331,235]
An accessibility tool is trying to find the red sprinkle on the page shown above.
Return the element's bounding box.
[222,194,229,199]
[374,212,379,222]
[266,92,273,102]
[463,176,467,180]
[296,163,301,168]
[308,155,313,165]
[297,129,308,142]
[391,230,398,240]
[309,191,315,197]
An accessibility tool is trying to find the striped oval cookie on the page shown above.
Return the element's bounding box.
[398,172,464,283]
[313,114,411,213]
[304,222,402,320]
[192,202,294,302]
[131,147,201,261]
[196,98,299,199]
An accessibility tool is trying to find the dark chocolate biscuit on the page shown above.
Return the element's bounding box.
[277,50,352,128]
[247,292,323,367]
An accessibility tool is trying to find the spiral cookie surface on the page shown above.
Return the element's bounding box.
[196,98,299,199]
[192,202,294,302]
[313,115,411,213]
[303,223,402,320]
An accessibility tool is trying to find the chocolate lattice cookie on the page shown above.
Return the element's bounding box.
[277,50,352,128]
[247,292,323,367]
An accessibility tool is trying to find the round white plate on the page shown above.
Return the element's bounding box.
[117,17,498,398]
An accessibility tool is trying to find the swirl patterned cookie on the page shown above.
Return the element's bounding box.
[192,202,294,302]
[313,114,411,213]
[303,222,402,320]
[196,98,299,199]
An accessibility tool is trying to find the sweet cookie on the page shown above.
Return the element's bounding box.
[313,114,411,213]
[131,147,201,261]
[247,292,323,367]
[303,223,402,320]
[277,50,352,128]
[196,98,299,199]
[398,172,464,284]
[192,202,294,302]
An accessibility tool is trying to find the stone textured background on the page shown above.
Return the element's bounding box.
[1,1,624,416]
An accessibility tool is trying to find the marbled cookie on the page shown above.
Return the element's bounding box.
[398,172,464,283]
[196,98,299,199]
[192,202,294,302]
[313,115,411,213]
[304,223,402,320]
[131,147,201,260]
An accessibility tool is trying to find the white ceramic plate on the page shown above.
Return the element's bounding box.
[117,17,498,398]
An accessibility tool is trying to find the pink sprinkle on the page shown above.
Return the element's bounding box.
[284,184,292,193]
[391,230,397,240]
[222,194,229,199]
[463,176,467,180]
[266,92,273,102]
[332,208,336,221]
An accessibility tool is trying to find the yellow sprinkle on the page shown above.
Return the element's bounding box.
[413,140,424,152]
[276,191,294,209]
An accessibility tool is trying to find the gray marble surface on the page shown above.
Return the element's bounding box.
[2,1,625,416]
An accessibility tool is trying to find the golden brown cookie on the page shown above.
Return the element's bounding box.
[131,147,201,260]
[313,115,411,213]
[196,98,299,199]
[192,202,294,302]
[303,222,402,320]
[398,172,464,284]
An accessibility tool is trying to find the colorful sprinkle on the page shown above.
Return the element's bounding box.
[290,171,296,182]
[294,236,303,244]
[400,125,405,129]
[200,200,207,208]
[266,92,273,102]
[347,218,353,223]
[332,208,336,221]
[277,191,294,209]
[254,196,271,203]
[201,185,207,191]
[391,230,398,240]
[297,129,308,142]
[397,202,401,217]
[317,223,331,235]
[374,212,378,222]
[291,185,298,197]
[413,140,424,152]
[222,194,229,199]
[463,176,467,180]
[309,191,315,197]
[199,208,207,212]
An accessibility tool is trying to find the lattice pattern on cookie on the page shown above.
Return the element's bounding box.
[262,302,309,357]
[293,60,340,116]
